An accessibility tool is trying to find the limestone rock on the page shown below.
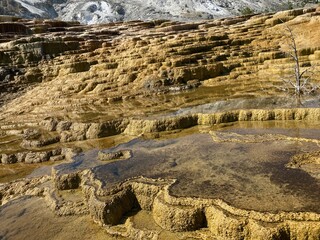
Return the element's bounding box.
[41,117,58,131]
[152,192,205,231]
[0,153,17,164]
[24,151,52,163]
[102,188,138,225]
[0,9,320,240]
[206,206,247,239]
[0,149,64,164]
[85,186,138,226]
[20,136,60,148]
[54,172,81,190]
[56,121,72,132]
[97,150,131,161]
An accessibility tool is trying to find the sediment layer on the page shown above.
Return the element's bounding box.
[1,7,320,123]
[1,7,320,239]
[1,165,319,239]
[2,107,320,165]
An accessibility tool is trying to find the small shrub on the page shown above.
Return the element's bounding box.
[239,7,254,16]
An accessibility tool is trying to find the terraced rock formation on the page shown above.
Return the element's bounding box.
[0,7,320,240]
[1,117,320,239]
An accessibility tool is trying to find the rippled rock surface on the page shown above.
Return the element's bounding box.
[1,8,320,240]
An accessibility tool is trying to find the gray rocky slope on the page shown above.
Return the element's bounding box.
[0,0,316,24]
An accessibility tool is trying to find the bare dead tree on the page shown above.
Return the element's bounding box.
[280,22,318,105]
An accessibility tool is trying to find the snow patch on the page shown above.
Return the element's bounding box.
[15,0,47,16]
[3,0,307,24]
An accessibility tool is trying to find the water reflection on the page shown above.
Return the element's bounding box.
[45,122,320,212]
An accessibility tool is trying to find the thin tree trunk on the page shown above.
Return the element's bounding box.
[285,23,303,103]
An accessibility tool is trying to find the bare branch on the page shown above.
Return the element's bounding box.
[305,84,318,95]
[280,77,295,88]
[301,77,310,88]
[299,68,309,79]
[276,19,318,103]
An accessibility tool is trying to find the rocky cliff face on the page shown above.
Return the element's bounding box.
[0,0,313,24]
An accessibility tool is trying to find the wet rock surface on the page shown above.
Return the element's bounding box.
[57,125,320,213]
[0,8,320,123]
[0,8,320,240]
[1,121,320,239]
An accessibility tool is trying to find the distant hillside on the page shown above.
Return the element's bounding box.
[0,0,317,24]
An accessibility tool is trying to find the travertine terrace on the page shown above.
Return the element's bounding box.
[0,7,320,240]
